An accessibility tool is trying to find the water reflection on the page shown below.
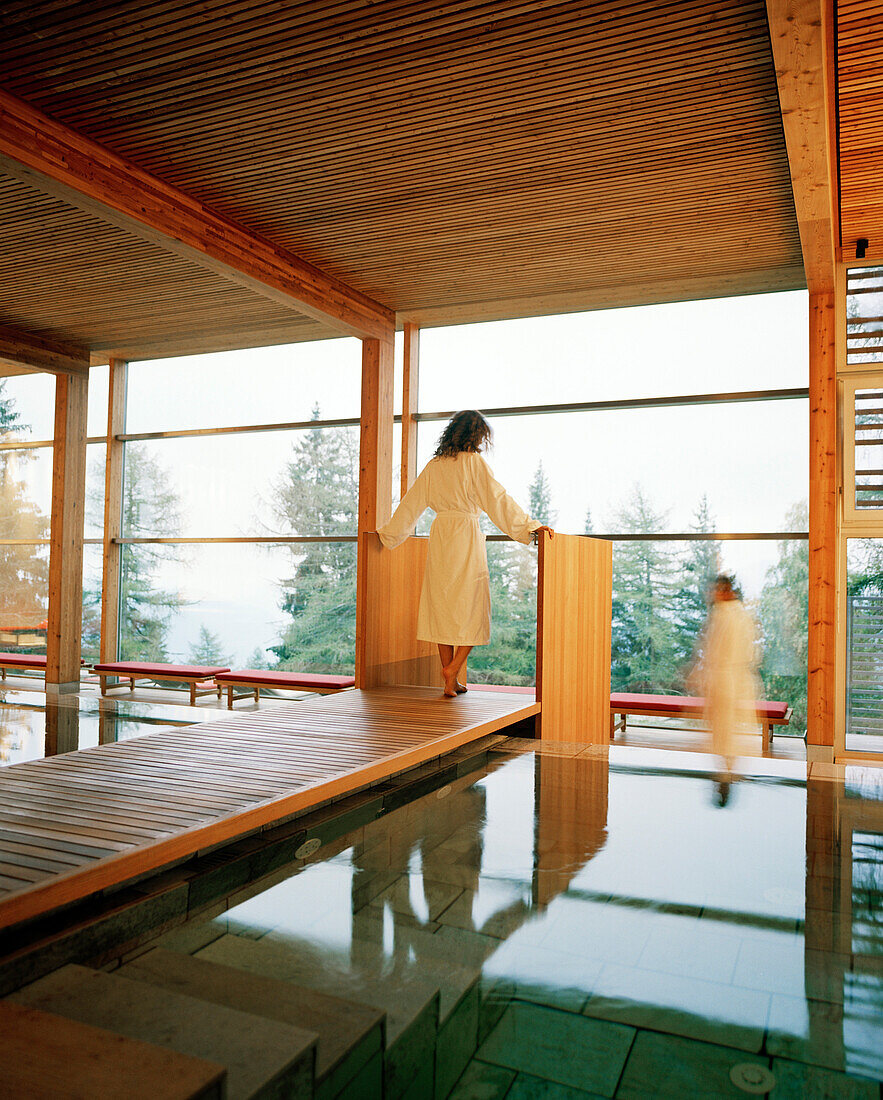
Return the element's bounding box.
[195,748,882,1087]
[0,691,199,764]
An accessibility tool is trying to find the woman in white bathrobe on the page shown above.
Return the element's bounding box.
[378,410,554,696]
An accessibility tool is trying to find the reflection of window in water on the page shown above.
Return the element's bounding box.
[852,832,883,957]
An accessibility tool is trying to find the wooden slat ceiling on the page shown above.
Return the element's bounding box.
[837,0,883,261]
[0,0,805,360]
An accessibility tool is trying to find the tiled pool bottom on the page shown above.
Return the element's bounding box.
[128,745,882,1099]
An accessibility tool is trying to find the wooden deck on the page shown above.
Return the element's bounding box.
[0,687,538,932]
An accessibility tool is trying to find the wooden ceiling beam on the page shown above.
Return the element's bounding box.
[0,89,394,340]
[765,0,839,292]
[0,322,89,376]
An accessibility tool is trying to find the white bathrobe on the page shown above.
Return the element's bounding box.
[377,452,540,645]
[703,599,762,762]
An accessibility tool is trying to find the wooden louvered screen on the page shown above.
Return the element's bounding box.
[845,269,883,518]
[846,595,883,749]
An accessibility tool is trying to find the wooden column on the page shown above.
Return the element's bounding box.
[536,533,612,743]
[401,323,420,498]
[100,358,127,664]
[807,291,837,748]
[356,336,394,687]
[46,371,89,690]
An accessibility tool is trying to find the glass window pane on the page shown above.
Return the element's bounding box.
[121,427,359,538]
[418,401,808,534]
[846,538,883,753]
[418,291,808,411]
[85,442,106,539]
[82,542,103,662]
[125,339,362,433]
[0,447,52,540]
[87,363,109,438]
[854,387,883,510]
[0,372,55,442]
[0,542,49,647]
[120,542,356,674]
[846,266,883,366]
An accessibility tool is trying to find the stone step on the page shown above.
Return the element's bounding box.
[7,963,317,1100]
[194,932,440,1100]
[122,947,385,1100]
[0,1000,226,1099]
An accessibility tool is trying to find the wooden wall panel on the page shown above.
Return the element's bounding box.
[356,533,440,689]
[0,1,804,363]
[807,290,837,747]
[536,534,612,744]
[837,0,883,260]
[46,372,88,688]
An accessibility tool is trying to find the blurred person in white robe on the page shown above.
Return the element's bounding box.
[378,410,554,697]
[694,574,762,800]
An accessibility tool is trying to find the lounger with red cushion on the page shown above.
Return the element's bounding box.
[0,653,84,680]
[214,669,356,707]
[610,691,792,748]
[91,661,231,706]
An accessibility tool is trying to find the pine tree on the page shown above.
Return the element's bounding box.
[188,624,229,665]
[116,444,187,660]
[528,462,557,526]
[584,508,594,535]
[271,409,359,672]
[758,501,810,731]
[0,381,50,637]
[609,486,683,692]
[673,495,720,666]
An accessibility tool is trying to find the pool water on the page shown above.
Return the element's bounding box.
[150,744,882,1097]
[0,691,200,764]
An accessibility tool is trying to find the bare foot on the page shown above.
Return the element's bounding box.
[442,666,459,697]
[455,681,467,694]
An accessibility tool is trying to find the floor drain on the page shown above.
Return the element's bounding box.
[730,1063,776,1094]
[295,837,322,860]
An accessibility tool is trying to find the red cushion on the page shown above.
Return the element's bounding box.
[0,653,48,667]
[610,692,789,720]
[92,662,231,678]
[216,670,355,689]
[468,683,536,694]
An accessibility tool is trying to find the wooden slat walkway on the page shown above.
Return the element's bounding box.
[0,687,538,931]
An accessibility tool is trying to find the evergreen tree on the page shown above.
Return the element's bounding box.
[584,507,594,535]
[528,462,557,526]
[758,501,809,732]
[673,495,720,666]
[271,409,359,672]
[247,646,271,670]
[609,486,683,692]
[188,624,229,665]
[0,381,50,637]
[116,444,186,660]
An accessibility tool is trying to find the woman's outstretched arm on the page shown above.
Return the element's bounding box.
[475,455,544,544]
[377,464,430,548]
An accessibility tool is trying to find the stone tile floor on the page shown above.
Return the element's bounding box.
[145,742,882,1097]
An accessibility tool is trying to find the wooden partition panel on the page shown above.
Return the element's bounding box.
[536,534,612,743]
[356,533,440,689]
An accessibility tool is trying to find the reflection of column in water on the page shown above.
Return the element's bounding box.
[98,697,119,745]
[533,752,609,908]
[804,775,847,1067]
[44,698,80,757]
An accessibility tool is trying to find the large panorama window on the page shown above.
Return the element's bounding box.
[1,294,808,731]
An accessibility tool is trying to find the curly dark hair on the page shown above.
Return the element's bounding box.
[434,410,492,458]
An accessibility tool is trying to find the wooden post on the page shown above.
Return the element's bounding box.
[100,359,127,665]
[356,336,394,687]
[401,323,420,499]
[807,291,837,749]
[46,371,89,690]
[536,533,612,743]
